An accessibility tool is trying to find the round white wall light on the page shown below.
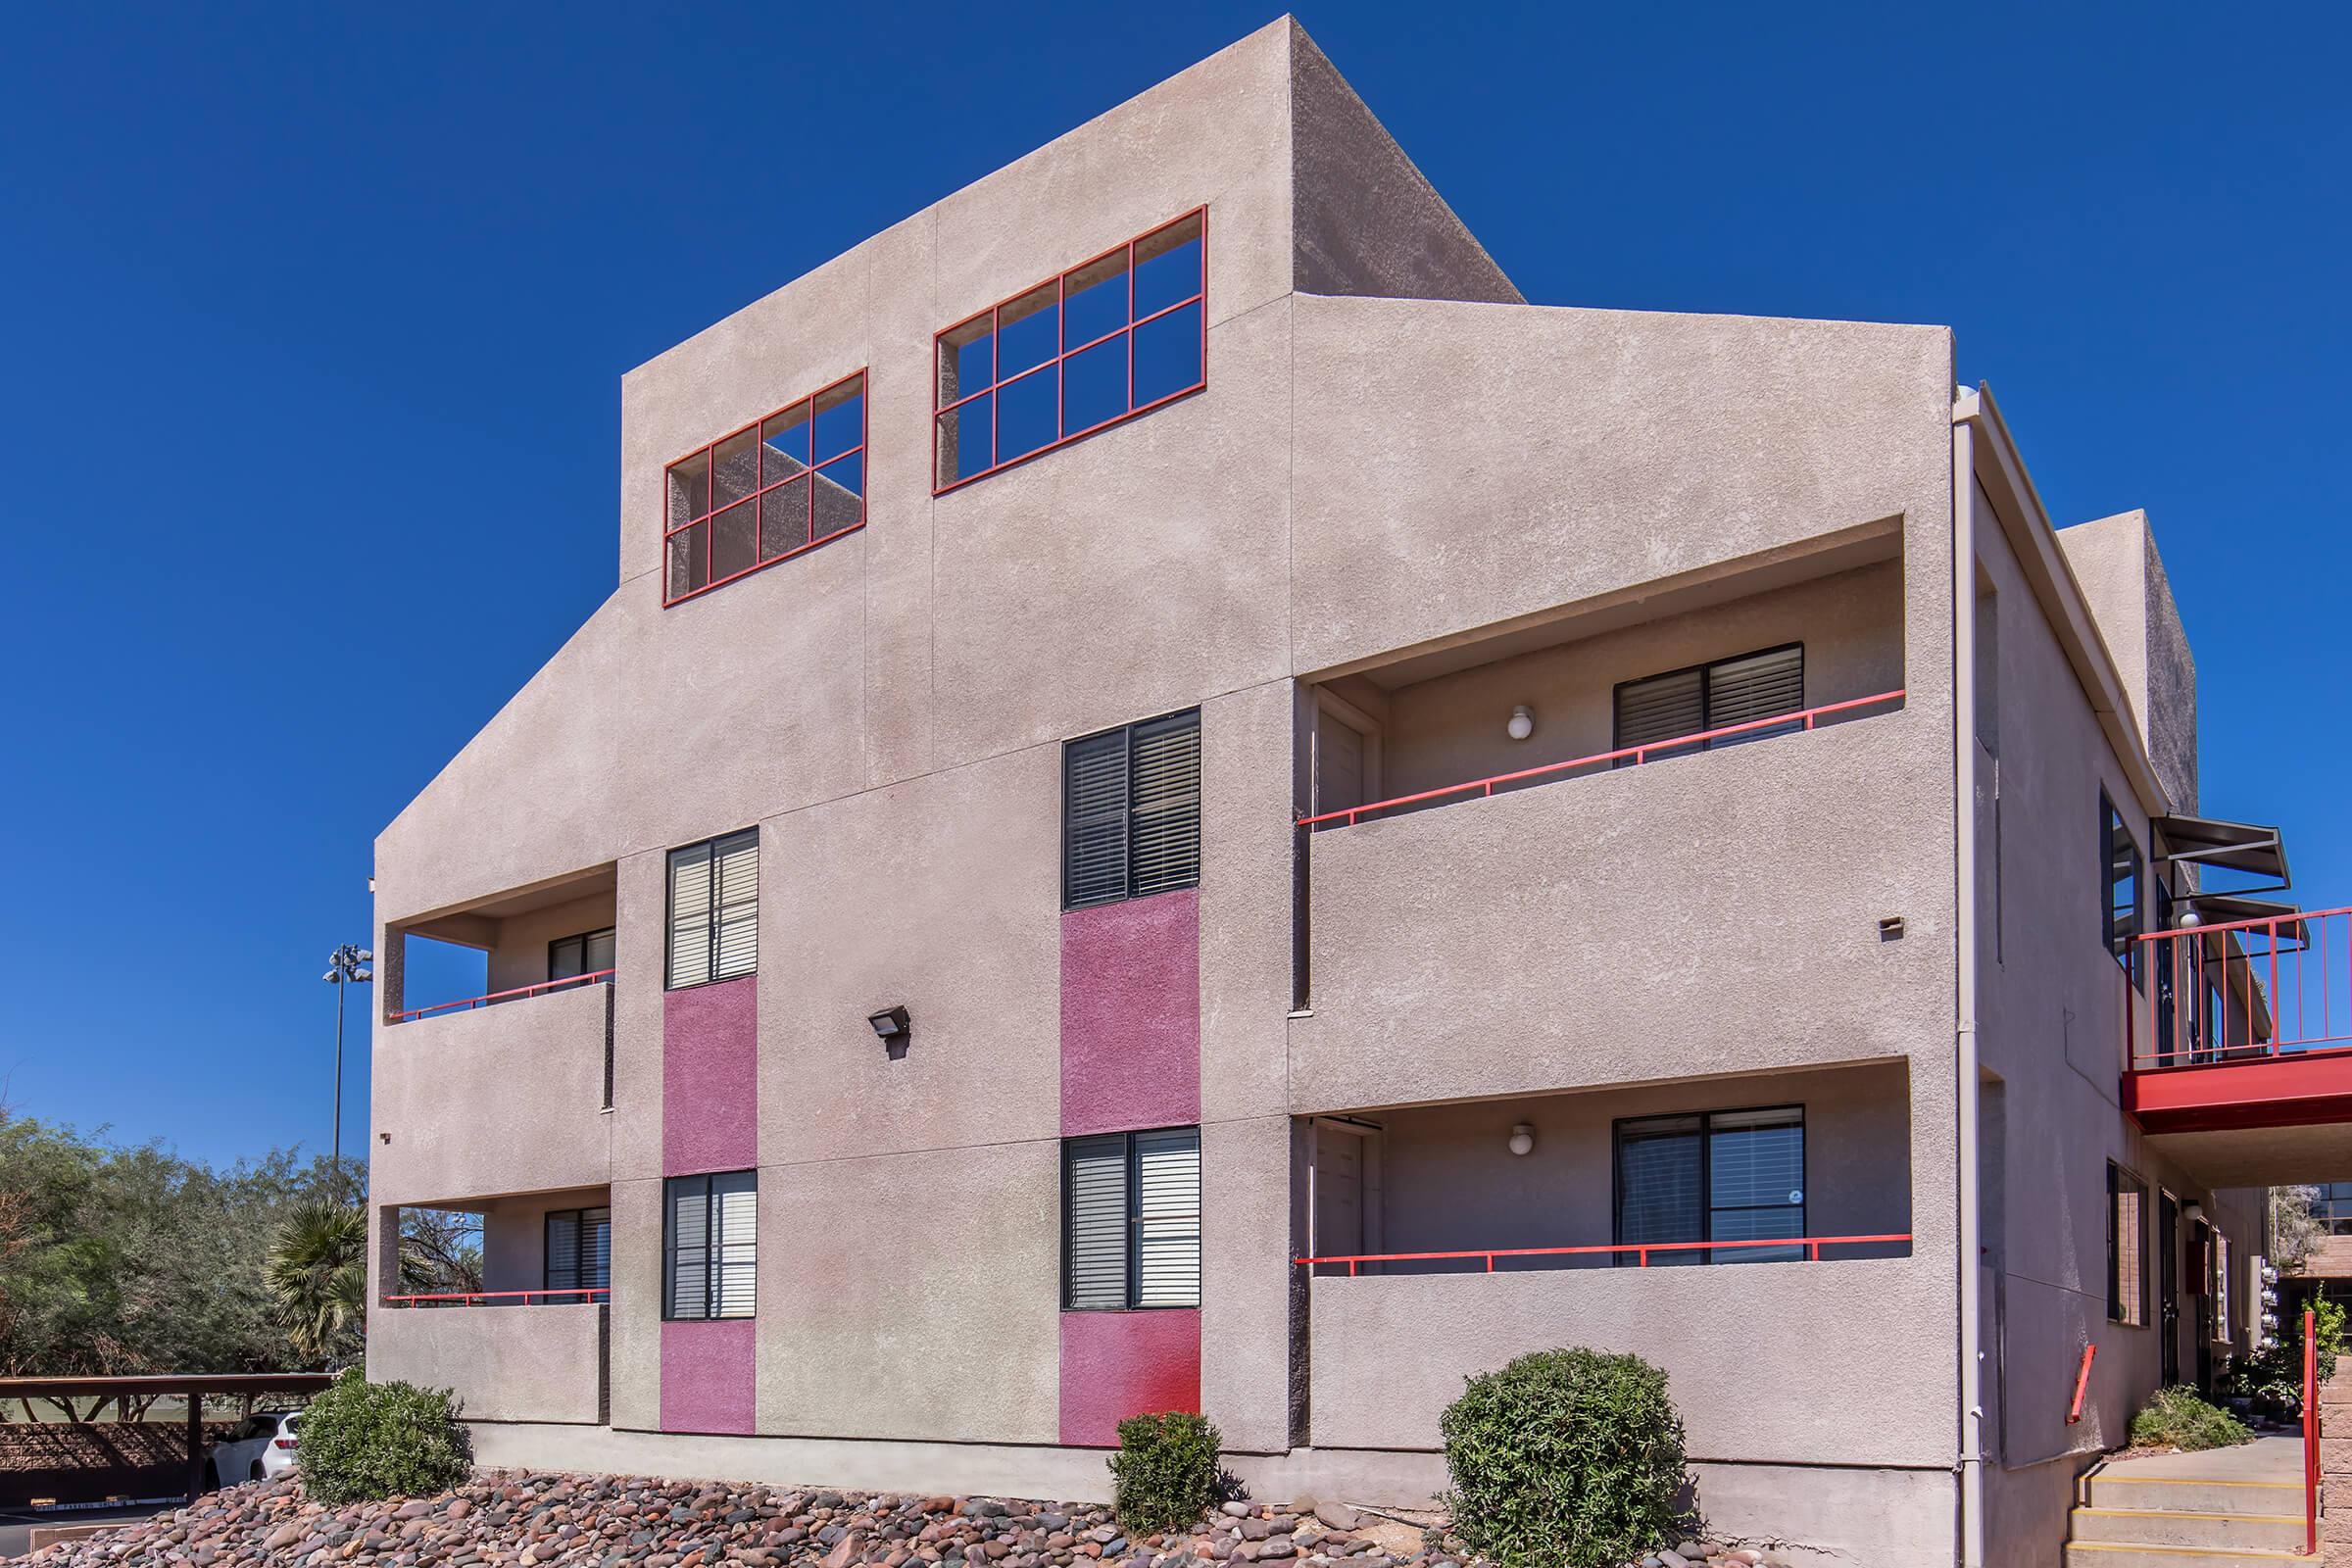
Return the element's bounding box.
[1506,705,1535,742]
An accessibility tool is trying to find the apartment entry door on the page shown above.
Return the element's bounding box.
[2158,1192,2181,1386]
[1310,1118,1383,1276]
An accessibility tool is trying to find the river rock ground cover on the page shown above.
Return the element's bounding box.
[16,1470,1793,1568]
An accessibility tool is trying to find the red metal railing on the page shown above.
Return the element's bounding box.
[380,1288,610,1307]
[390,969,614,1024]
[1296,690,1907,828]
[2129,906,2352,1070]
[1292,1234,1912,1274]
[2066,1342,2095,1425]
[2305,1305,2320,1556]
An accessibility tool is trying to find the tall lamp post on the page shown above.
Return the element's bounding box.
[322,945,373,1176]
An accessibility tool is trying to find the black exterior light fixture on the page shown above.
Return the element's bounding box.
[867,1004,911,1059]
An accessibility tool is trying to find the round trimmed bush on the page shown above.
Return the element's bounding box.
[2130,1386,2251,1451]
[1441,1348,1690,1568]
[1108,1410,1222,1534]
[297,1368,473,1503]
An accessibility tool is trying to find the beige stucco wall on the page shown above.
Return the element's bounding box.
[369,1303,606,1425]
[370,979,612,1207]
[2058,510,2198,811]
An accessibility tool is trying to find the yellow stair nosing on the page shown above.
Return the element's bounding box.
[2065,1542,2320,1561]
[2074,1506,2307,1523]
[2092,1476,2305,1490]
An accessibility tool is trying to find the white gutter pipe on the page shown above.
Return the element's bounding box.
[1951,388,1985,1568]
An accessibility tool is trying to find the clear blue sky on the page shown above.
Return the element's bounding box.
[1,5,2344,1167]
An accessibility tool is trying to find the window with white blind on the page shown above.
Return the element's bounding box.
[1614,1107,1803,1266]
[1062,1127,1201,1309]
[1063,710,1200,909]
[667,831,758,990]
[1612,645,1805,763]
[663,1171,757,1319]
[2211,1231,2232,1343]
[544,1205,612,1297]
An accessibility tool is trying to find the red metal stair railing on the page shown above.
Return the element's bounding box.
[2307,1305,2320,1558]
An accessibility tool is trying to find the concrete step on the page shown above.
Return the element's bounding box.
[2072,1506,2311,1552]
[2085,1477,2311,1516]
[2062,1542,2321,1567]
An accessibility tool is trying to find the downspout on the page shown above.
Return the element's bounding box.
[1951,388,1985,1568]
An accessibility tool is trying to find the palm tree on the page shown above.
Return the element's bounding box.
[267,1199,368,1368]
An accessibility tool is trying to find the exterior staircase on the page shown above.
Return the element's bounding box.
[2065,1442,2317,1567]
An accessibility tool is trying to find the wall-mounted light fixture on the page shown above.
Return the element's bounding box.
[2181,1200,2204,1226]
[868,1004,912,1059]
[1506,706,1535,742]
[1507,1122,1536,1157]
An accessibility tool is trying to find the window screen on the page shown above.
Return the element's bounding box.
[1063,710,1200,908]
[1062,1127,1201,1309]
[1616,1107,1803,1265]
[1613,645,1805,763]
[668,831,758,989]
[544,1205,612,1296]
[2108,1163,2146,1325]
[664,1171,756,1319]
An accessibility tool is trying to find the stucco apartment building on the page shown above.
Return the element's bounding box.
[367,20,2343,1565]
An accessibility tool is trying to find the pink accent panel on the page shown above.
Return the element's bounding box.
[661,1318,755,1434]
[1058,1309,1201,1446]
[1060,890,1200,1136]
[663,974,758,1175]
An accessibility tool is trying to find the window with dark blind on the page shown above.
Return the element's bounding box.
[2103,793,2142,987]
[549,928,616,986]
[1613,645,1805,763]
[1062,1127,1201,1309]
[1063,710,1200,908]
[667,831,758,990]
[663,1171,757,1320]
[2108,1163,2146,1325]
[1615,1107,1803,1265]
[544,1205,612,1298]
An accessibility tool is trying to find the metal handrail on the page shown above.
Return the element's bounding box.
[2127,906,2352,1069]
[380,1288,610,1307]
[2067,1343,2095,1425]
[390,969,614,1023]
[2305,1306,2320,1557]
[1296,690,1907,828]
[1292,1233,1913,1274]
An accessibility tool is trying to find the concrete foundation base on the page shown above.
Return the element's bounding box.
[466,1425,1957,1565]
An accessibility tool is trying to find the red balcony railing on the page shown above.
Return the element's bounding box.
[390,969,614,1024]
[1293,1233,1913,1274]
[1297,690,1906,829]
[2129,906,2352,1070]
[380,1288,610,1307]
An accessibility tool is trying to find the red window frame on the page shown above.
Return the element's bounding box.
[662,368,868,608]
[931,207,1207,496]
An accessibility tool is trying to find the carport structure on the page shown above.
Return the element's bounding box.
[0,1373,333,1504]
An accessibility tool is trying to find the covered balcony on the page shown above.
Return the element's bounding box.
[1295,1061,1934,1464]
[373,864,616,1207]
[2124,900,2352,1186]
[1288,528,1930,1108]
[371,1190,611,1425]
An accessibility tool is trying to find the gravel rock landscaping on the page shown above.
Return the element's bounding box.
[13,1471,1795,1568]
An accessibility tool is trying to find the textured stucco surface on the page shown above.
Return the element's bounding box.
[1061,892,1200,1137]
[370,981,612,1207]
[1057,1310,1201,1446]
[369,1304,605,1425]
[661,1318,756,1436]
[2058,510,2199,811]
[664,975,758,1177]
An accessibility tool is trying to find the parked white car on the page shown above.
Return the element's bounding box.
[208,1410,300,1487]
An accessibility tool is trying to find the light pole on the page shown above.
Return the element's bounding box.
[322,945,373,1176]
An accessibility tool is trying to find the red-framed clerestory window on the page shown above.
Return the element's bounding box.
[933,209,1206,495]
[664,369,867,607]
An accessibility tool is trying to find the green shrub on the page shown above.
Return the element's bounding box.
[1441,1348,1690,1568]
[297,1368,472,1502]
[1108,1410,1221,1534]
[2130,1386,2252,1451]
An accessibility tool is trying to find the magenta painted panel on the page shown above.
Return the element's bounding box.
[660,1318,756,1434]
[662,974,758,1176]
[1060,890,1200,1136]
[1058,1309,1201,1446]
